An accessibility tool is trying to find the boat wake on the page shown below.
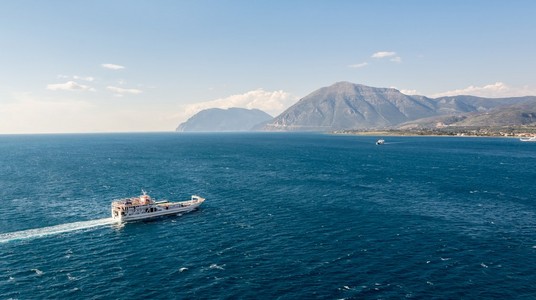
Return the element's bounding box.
[0,218,117,244]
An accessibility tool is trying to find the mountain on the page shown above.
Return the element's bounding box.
[262,82,536,131]
[176,108,272,132]
[399,98,536,128]
[263,82,438,131]
[443,101,536,127]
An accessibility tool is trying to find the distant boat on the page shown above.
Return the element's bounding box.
[111,191,205,222]
[520,137,536,142]
[376,139,385,145]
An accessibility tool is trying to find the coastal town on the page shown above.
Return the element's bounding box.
[335,125,536,138]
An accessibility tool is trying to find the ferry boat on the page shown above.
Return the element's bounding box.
[111,191,205,222]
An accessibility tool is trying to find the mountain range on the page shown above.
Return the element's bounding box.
[262,82,536,131]
[176,82,536,132]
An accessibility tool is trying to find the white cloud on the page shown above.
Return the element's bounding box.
[73,75,95,82]
[348,62,368,69]
[46,81,95,91]
[101,63,125,70]
[58,75,95,82]
[351,51,400,69]
[107,86,143,95]
[431,82,536,98]
[391,86,419,95]
[173,89,298,124]
[400,89,419,95]
[371,51,396,58]
[370,51,401,63]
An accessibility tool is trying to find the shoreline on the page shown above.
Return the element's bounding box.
[332,129,536,139]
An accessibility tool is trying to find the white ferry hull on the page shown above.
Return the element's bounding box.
[115,202,202,222]
[111,194,205,223]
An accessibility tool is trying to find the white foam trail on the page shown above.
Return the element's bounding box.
[0,218,117,243]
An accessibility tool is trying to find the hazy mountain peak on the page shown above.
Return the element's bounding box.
[176,107,272,132]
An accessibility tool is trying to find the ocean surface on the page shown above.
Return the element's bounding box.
[1,133,536,299]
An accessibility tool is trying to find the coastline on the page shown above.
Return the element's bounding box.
[332,127,536,138]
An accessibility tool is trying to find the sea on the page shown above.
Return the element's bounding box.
[1,132,536,299]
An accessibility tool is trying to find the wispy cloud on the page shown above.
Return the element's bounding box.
[58,75,95,82]
[107,86,143,96]
[46,81,95,91]
[74,75,95,82]
[371,51,401,63]
[101,63,125,70]
[350,51,402,69]
[371,51,396,58]
[348,62,368,69]
[432,82,536,98]
[173,89,298,123]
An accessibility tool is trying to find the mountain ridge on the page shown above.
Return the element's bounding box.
[262,82,536,131]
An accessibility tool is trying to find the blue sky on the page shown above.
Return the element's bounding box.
[1,0,535,133]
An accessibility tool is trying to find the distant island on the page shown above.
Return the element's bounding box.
[176,107,272,132]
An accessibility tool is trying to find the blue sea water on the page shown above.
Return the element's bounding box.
[1,133,536,299]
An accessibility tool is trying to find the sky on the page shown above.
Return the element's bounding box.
[1,0,536,134]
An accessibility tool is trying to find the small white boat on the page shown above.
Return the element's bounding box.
[520,137,536,142]
[376,139,385,145]
[111,191,205,222]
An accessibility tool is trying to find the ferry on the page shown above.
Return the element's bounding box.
[111,191,205,222]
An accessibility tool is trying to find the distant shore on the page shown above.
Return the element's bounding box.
[333,126,536,138]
